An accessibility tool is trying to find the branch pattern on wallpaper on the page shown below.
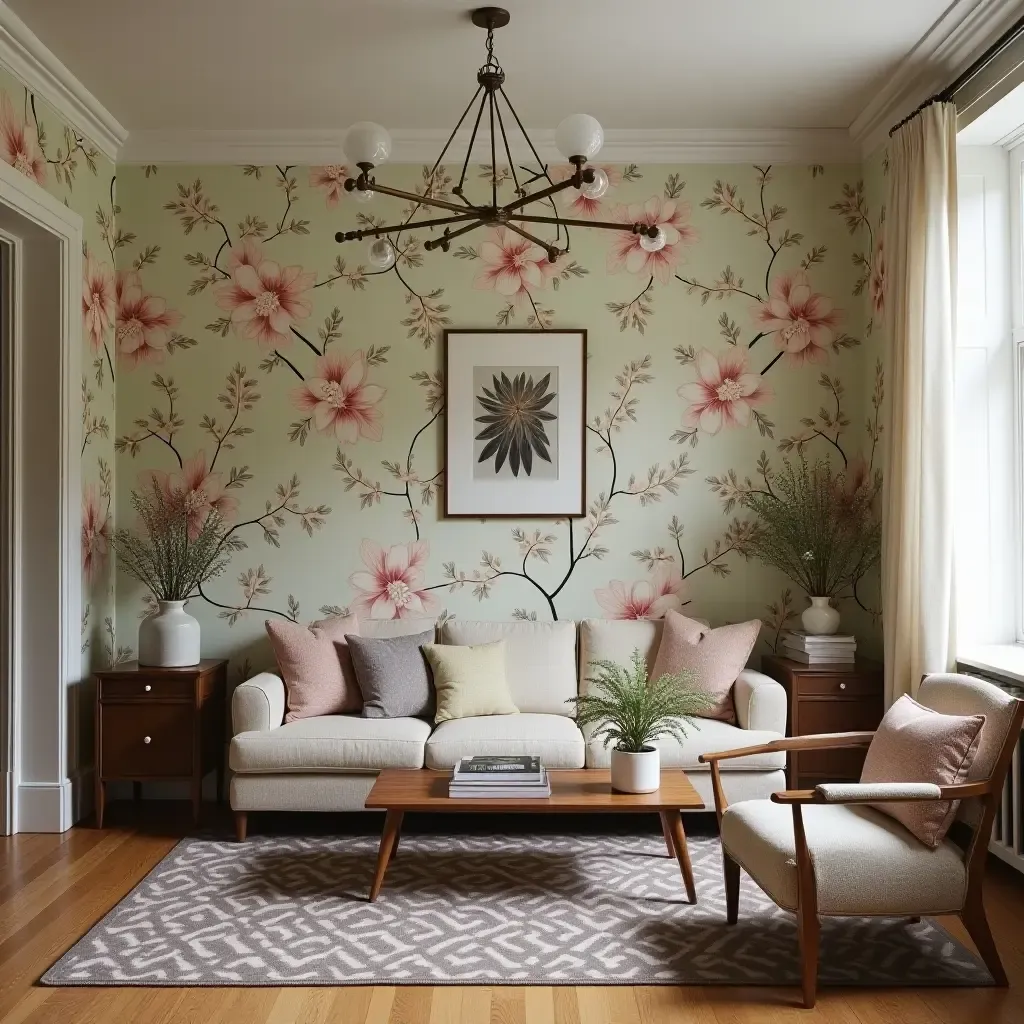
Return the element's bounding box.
[97,154,889,636]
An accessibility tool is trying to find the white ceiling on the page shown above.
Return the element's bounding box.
[8,0,954,134]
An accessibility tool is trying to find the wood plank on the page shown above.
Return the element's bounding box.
[389,987,433,1024]
[460,989,492,1024]
[576,986,641,1024]
[429,987,464,1024]
[490,987,526,1024]
[634,986,717,1024]
[552,989,581,1024]
[523,988,555,1024]
[364,987,396,1024]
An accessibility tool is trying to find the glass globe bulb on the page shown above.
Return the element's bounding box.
[344,122,392,166]
[353,186,374,204]
[367,237,396,270]
[579,167,609,200]
[639,227,666,253]
[554,114,604,161]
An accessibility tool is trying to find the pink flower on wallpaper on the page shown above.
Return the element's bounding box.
[607,196,698,283]
[474,226,556,304]
[594,568,684,620]
[213,258,315,348]
[81,485,110,583]
[0,93,46,186]
[677,348,772,434]
[869,238,886,316]
[753,271,840,365]
[226,237,265,273]
[549,163,623,217]
[309,165,350,207]
[82,257,116,354]
[349,539,437,619]
[292,350,386,443]
[115,272,183,369]
[151,452,239,539]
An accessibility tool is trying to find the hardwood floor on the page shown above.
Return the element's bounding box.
[2,804,1023,1024]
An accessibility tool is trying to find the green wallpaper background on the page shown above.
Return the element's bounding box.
[110,160,885,681]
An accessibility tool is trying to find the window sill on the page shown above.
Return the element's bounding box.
[957,644,1024,690]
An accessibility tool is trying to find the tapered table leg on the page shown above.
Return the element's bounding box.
[658,812,675,856]
[664,809,697,903]
[369,809,403,902]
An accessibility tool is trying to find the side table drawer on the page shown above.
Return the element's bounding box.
[100,702,194,778]
[795,673,881,698]
[100,677,193,701]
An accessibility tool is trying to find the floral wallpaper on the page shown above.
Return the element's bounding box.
[109,158,886,681]
[0,68,121,680]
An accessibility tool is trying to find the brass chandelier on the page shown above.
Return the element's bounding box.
[333,6,665,269]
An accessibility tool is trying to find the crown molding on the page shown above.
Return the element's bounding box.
[850,0,1024,156]
[0,2,125,161]
[119,126,857,167]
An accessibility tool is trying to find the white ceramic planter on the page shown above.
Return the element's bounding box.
[138,600,201,667]
[801,596,841,635]
[610,746,660,793]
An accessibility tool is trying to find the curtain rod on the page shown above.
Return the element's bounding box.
[889,12,1024,137]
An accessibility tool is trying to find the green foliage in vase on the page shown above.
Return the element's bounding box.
[744,456,880,598]
[566,649,710,753]
[112,478,231,601]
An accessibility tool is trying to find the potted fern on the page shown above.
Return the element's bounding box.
[567,649,711,793]
[113,477,231,666]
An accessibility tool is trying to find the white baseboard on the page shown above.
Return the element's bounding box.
[1,769,13,834]
[17,779,73,832]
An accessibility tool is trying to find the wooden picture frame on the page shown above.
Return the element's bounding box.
[443,329,587,518]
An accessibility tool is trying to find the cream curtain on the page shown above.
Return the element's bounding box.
[882,102,958,705]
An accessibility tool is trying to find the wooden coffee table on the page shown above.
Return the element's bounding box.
[363,768,705,903]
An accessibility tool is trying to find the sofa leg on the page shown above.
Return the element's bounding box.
[234,811,248,843]
[723,850,740,925]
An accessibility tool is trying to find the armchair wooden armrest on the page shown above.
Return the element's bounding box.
[771,781,992,805]
[697,731,875,766]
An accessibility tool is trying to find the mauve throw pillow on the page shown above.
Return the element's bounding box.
[346,630,435,719]
[265,614,361,723]
[649,609,761,723]
[861,694,985,848]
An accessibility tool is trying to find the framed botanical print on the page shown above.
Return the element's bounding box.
[444,329,587,518]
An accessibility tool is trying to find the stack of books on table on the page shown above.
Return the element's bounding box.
[782,630,857,664]
[449,755,551,798]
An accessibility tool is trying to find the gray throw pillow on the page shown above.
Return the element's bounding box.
[346,630,435,719]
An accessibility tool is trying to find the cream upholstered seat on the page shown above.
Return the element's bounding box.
[426,713,585,769]
[701,672,1024,1009]
[720,800,966,916]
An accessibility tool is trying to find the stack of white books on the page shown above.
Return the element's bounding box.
[782,630,857,664]
[449,755,551,798]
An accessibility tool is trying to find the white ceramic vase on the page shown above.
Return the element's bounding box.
[138,600,201,667]
[801,596,841,636]
[610,746,661,793]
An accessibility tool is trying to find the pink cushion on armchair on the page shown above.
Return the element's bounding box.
[650,609,761,723]
[266,613,362,722]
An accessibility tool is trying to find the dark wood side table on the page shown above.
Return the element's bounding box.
[760,654,883,789]
[94,659,227,828]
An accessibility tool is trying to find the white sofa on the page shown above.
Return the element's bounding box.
[229,617,788,820]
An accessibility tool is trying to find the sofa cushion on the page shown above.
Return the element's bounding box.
[440,620,577,715]
[721,800,967,915]
[347,630,435,719]
[229,715,431,773]
[423,641,519,723]
[578,619,664,688]
[585,718,785,770]
[425,713,586,769]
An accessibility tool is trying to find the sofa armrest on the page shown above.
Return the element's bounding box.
[232,672,286,734]
[733,669,787,734]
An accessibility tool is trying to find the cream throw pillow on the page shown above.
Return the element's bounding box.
[423,641,519,724]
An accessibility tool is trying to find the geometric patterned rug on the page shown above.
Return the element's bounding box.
[42,833,992,987]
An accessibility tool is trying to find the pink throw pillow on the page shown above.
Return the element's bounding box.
[650,610,761,723]
[265,614,361,722]
[861,694,985,848]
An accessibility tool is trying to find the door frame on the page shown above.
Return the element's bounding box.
[0,159,83,834]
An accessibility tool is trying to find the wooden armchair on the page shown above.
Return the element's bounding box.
[698,672,1024,1009]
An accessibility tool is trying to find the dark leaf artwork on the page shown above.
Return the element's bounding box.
[475,371,557,478]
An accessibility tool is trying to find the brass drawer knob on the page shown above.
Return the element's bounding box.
[143,736,152,744]
[145,684,152,692]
